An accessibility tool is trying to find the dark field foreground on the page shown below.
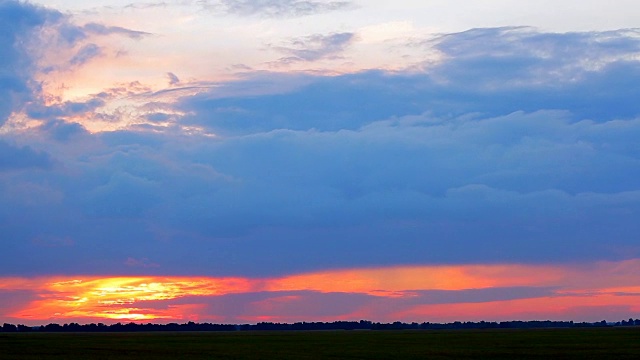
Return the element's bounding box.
[1,328,639,359]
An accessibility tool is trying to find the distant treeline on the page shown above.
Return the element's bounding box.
[2,319,640,332]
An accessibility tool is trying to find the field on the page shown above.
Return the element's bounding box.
[1,328,639,359]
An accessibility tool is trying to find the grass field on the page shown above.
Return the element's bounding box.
[1,328,639,359]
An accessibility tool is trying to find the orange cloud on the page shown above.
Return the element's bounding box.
[265,264,566,295]
[1,259,639,324]
[6,276,256,322]
[392,293,640,323]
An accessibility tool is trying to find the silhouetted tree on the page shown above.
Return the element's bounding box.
[3,323,17,332]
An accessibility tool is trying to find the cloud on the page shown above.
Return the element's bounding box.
[26,98,105,130]
[68,43,103,66]
[0,139,52,171]
[82,22,151,39]
[1,260,639,323]
[177,71,419,135]
[425,27,640,119]
[4,110,640,275]
[270,32,356,65]
[39,120,89,142]
[37,22,148,74]
[167,72,180,86]
[0,0,60,125]
[0,1,150,129]
[2,26,640,278]
[180,28,640,135]
[56,22,150,44]
[0,290,40,319]
[204,0,353,17]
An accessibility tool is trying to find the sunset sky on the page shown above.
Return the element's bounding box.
[1,0,640,325]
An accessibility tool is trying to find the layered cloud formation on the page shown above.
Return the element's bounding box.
[2,260,640,324]
[0,0,56,126]
[1,0,639,323]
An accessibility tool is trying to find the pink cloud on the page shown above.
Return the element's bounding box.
[1,259,639,325]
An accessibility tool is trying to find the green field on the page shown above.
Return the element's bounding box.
[1,328,639,359]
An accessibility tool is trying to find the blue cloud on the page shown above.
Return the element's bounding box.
[2,26,640,277]
[0,0,60,125]
[27,98,105,121]
[81,22,150,39]
[5,109,640,276]
[38,120,89,142]
[0,139,52,171]
[179,71,424,135]
[180,28,640,135]
[69,43,102,66]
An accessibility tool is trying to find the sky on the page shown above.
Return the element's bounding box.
[1,0,640,325]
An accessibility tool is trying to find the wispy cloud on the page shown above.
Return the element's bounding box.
[27,98,105,121]
[180,27,640,135]
[0,0,154,131]
[428,27,640,87]
[270,32,356,65]
[166,72,180,86]
[68,43,102,66]
[201,0,353,17]
[82,22,151,39]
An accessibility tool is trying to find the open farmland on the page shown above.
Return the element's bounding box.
[1,328,639,359]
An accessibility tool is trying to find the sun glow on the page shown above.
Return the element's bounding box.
[4,276,256,322]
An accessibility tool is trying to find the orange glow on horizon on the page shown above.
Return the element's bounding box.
[392,292,640,323]
[265,264,567,295]
[4,276,257,322]
[1,260,639,324]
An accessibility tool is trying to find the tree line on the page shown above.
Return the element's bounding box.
[2,319,639,332]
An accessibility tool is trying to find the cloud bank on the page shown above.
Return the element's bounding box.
[2,260,639,324]
[1,2,640,284]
